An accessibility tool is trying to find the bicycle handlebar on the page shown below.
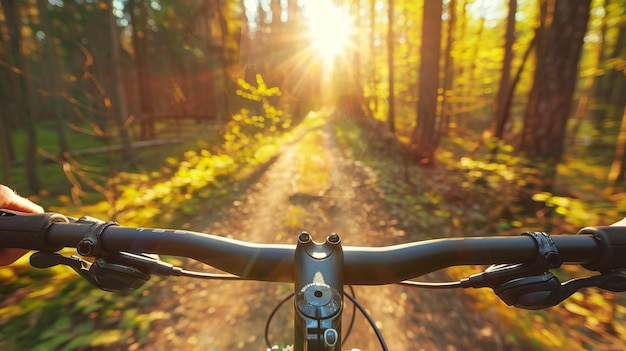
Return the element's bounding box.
[1,211,624,284]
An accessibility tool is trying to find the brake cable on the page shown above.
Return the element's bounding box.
[398,231,626,310]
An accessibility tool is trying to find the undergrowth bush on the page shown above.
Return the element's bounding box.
[0,74,293,350]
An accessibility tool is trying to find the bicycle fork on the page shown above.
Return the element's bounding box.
[294,232,344,351]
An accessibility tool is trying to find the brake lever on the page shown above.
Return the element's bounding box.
[589,272,626,292]
[30,251,151,292]
[30,251,91,279]
[494,272,626,310]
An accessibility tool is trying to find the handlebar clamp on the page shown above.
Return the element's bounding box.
[522,232,562,269]
[75,216,118,257]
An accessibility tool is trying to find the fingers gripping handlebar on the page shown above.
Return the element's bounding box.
[0,210,69,252]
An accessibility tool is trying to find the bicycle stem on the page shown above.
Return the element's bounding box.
[294,232,343,351]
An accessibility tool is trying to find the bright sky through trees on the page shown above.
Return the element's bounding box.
[302,0,352,60]
[242,0,352,63]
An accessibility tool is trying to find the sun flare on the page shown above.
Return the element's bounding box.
[303,0,352,61]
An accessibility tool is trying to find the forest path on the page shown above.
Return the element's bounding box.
[141,112,518,351]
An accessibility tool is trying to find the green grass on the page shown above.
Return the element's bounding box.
[1,119,224,208]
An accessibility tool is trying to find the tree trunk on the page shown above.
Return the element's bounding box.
[519,0,591,209]
[0,114,12,183]
[520,0,591,162]
[492,0,517,140]
[37,0,69,157]
[387,0,395,133]
[462,14,484,127]
[129,0,155,139]
[570,0,609,145]
[217,0,232,118]
[369,0,378,116]
[440,0,457,132]
[409,0,443,166]
[2,0,40,192]
[605,12,626,124]
[108,0,134,162]
[608,107,626,185]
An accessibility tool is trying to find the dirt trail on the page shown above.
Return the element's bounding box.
[141,114,517,350]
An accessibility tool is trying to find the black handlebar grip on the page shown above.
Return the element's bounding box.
[0,210,69,251]
[579,226,626,272]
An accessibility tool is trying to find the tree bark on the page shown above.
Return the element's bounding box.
[128,0,155,139]
[492,0,517,140]
[37,0,69,157]
[1,0,40,192]
[608,107,626,185]
[440,0,457,132]
[409,0,443,166]
[520,0,591,163]
[518,0,591,211]
[387,0,395,133]
[0,113,12,183]
[217,0,232,118]
[108,0,134,162]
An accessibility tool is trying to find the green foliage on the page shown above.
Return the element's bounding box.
[109,150,237,226]
[0,264,154,351]
[0,75,292,350]
[333,120,529,236]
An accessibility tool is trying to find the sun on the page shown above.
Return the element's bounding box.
[303,0,352,62]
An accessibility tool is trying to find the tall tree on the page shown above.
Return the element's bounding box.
[440,0,457,132]
[461,7,485,127]
[37,0,69,157]
[368,0,378,116]
[108,0,134,162]
[0,15,16,168]
[606,17,626,184]
[492,0,517,141]
[519,0,591,191]
[128,0,155,140]
[608,107,626,185]
[409,0,443,165]
[1,0,40,192]
[387,0,396,133]
[216,0,233,117]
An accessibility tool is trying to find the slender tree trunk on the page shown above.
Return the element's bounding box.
[409,0,443,166]
[37,0,69,157]
[0,116,12,183]
[570,0,609,145]
[108,0,134,162]
[387,0,395,133]
[463,15,484,125]
[608,107,626,185]
[129,0,155,139]
[369,0,378,115]
[0,69,16,162]
[349,0,370,119]
[455,0,469,127]
[606,13,626,124]
[217,0,232,118]
[440,0,457,132]
[492,0,517,140]
[2,0,40,192]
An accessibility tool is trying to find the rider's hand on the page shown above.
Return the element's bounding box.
[0,184,44,265]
